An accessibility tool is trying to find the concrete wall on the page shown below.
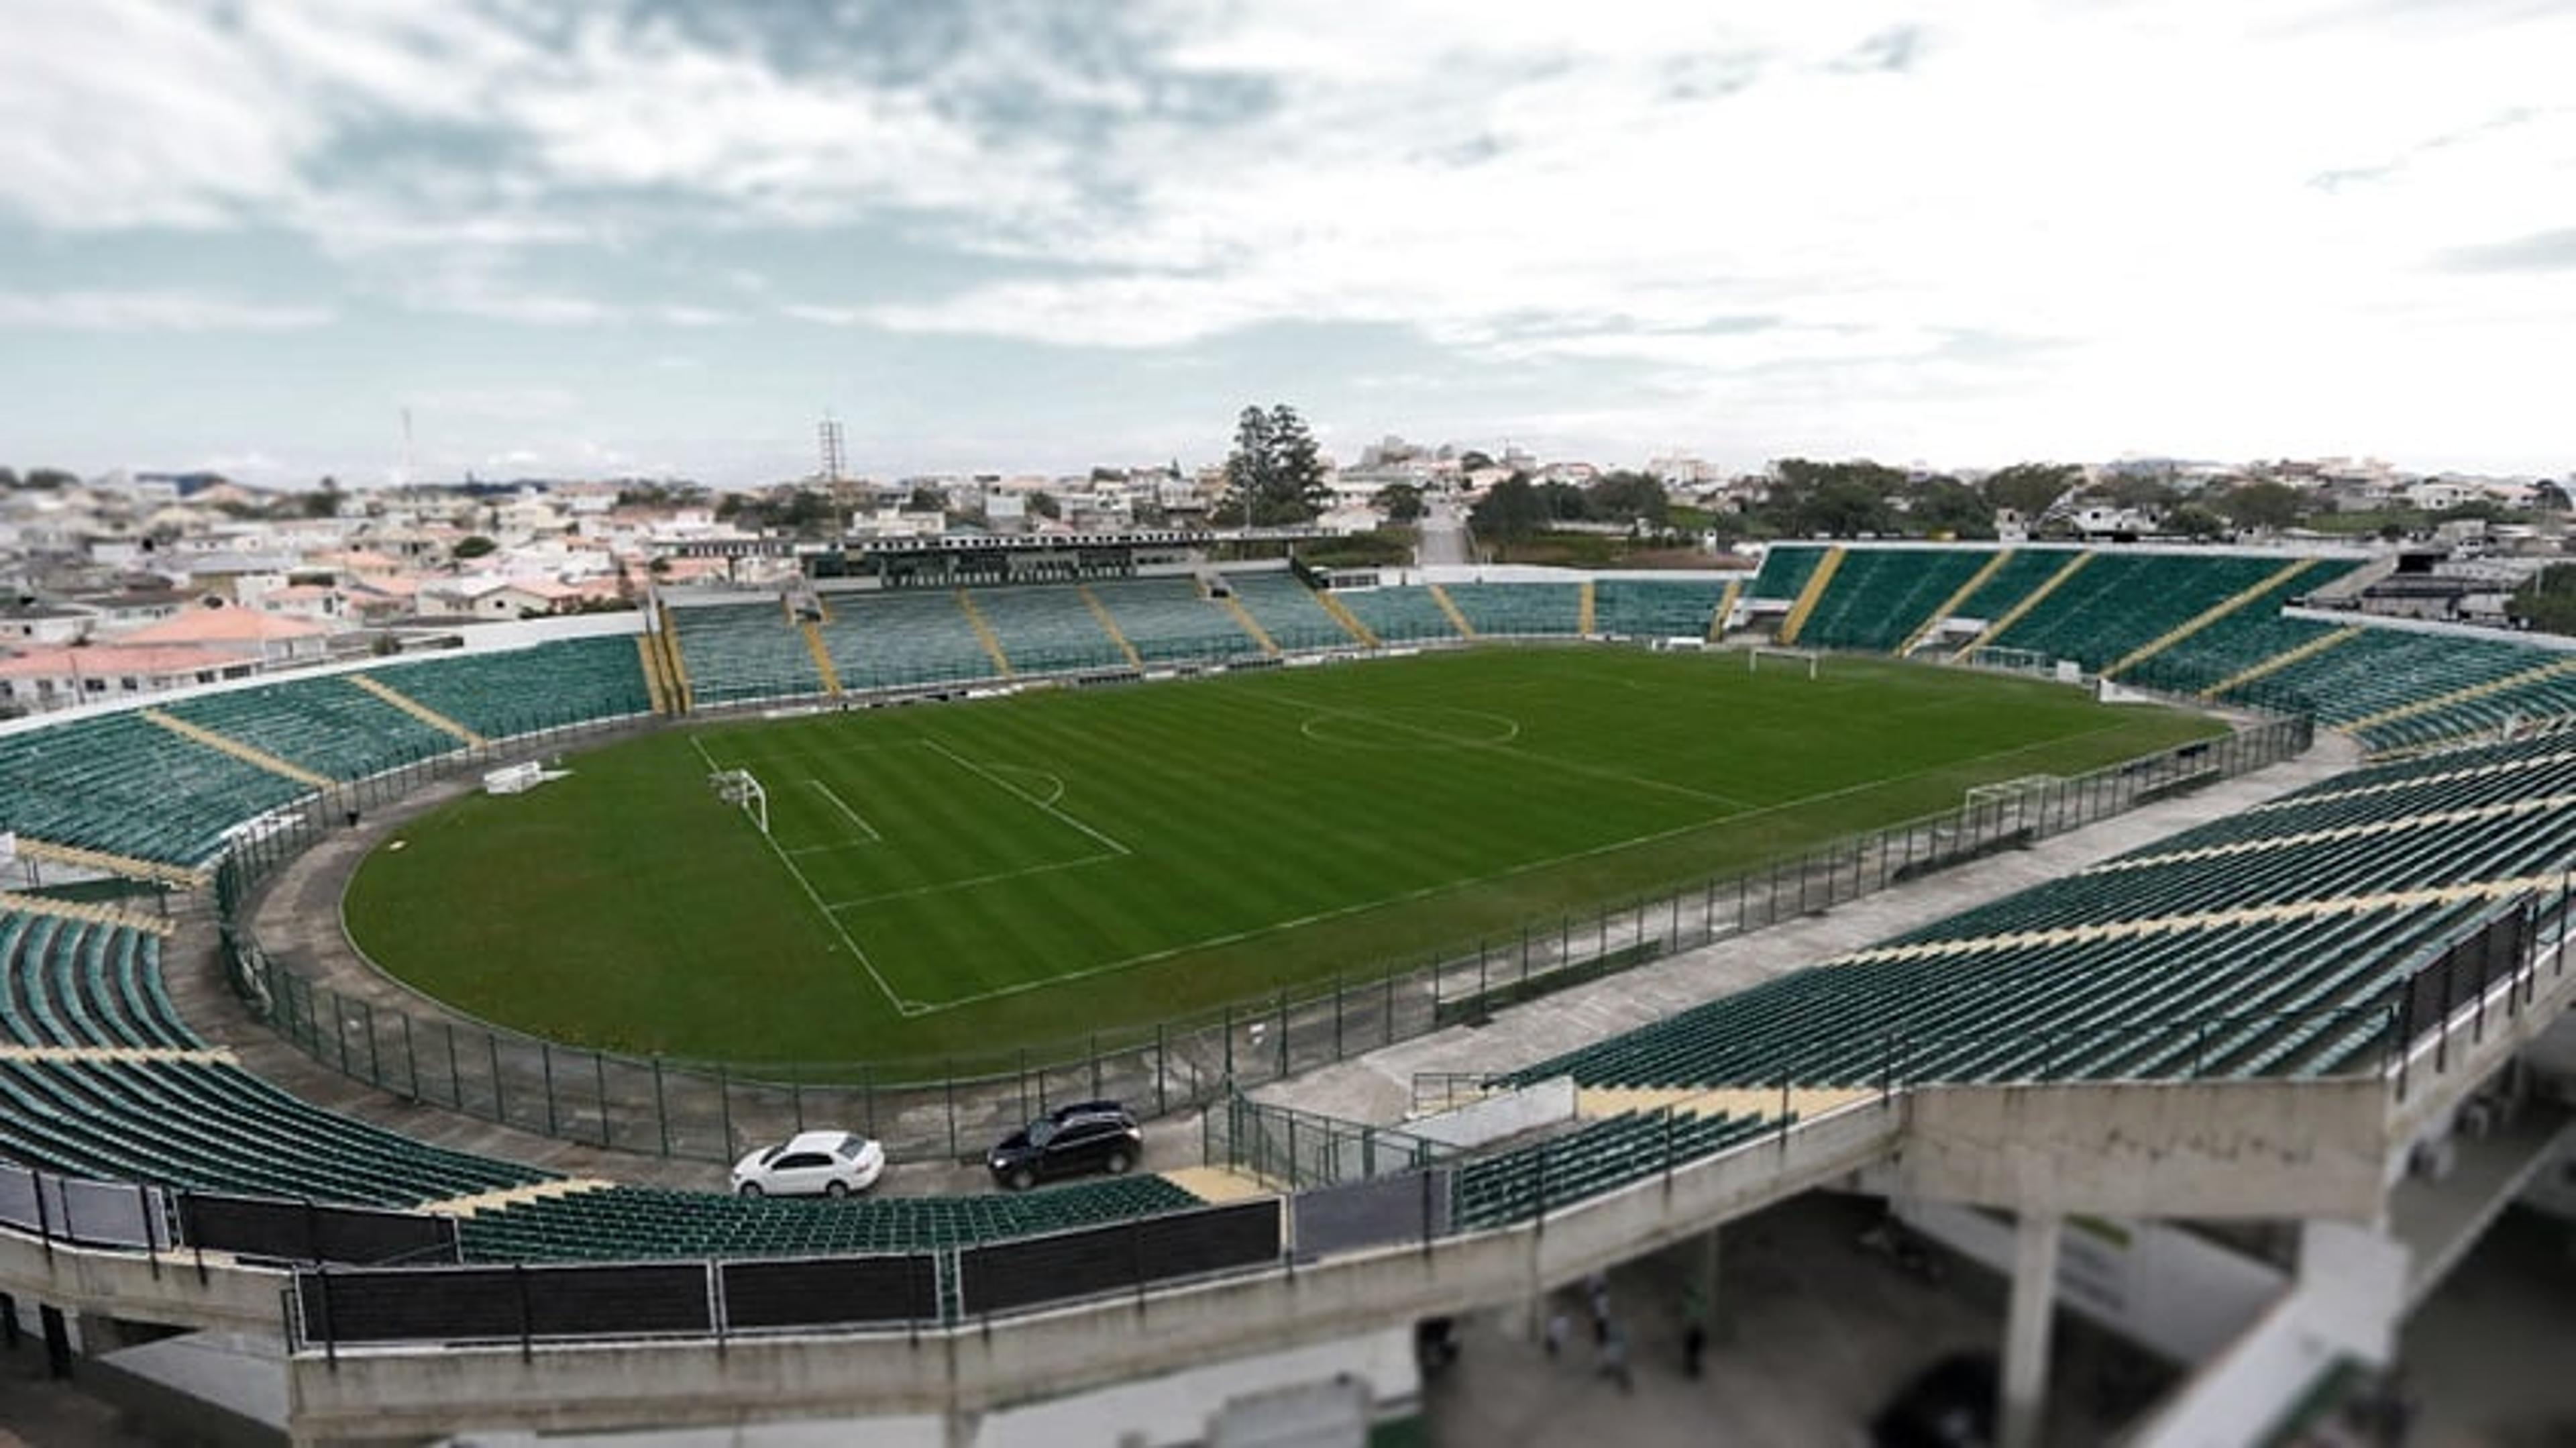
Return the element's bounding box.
[1893,1078,2390,1221]
[279,1106,1902,1443]
[1404,1078,1576,1149]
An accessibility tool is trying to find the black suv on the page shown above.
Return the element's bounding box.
[987,1100,1143,1190]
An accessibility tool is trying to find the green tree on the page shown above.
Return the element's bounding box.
[1373,482,1424,523]
[1469,472,1545,556]
[0,467,18,489]
[1221,406,1273,528]
[24,468,76,490]
[2220,481,2304,532]
[1267,404,1328,521]
[452,535,498,560]
[1537,480,1589,522]
[1028,490,1061,521]
[2098,474,2179,511]
[2509,564,2576,637]
[1220,403,1328,526]
[2165,503,2229,539]
[1587,470,1670,528]
[1910,478,1995,538]
[1766,459,1904,537]
[303,476,343,519]
[1457,449,1496,472]
[1980,462,2081,517]
[908,485,946,513]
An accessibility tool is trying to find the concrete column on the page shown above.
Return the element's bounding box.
[1693,1226,1721,1338]
[2000,1211,2061,1448]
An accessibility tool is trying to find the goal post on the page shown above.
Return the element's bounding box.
[707,768,771,835]
[1748,645,1821,680]
[1964,774,2063,833]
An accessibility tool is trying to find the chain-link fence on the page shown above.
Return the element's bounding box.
[217,707,2312,1167]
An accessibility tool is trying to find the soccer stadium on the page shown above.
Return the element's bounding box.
[3,541,2574,1445]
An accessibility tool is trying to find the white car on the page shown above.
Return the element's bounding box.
[729,1130,885,1198]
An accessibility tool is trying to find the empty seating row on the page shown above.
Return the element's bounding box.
[1087,578,1261,662]
[1220,571,1361,652]
[1448,1110,1774,1232]
[970,586,1128,674]
[1986,554,2288,673]
[818,590,1004,692]
[366,635,653,736]
[0,1054,550,1206]
[669,603,827,706]
[162,675,460,780]
[1441,583,1581,637]
[458,1176,1201,1262]
[1334,586,1460,643]
[0,710,313,866]
[1748,546,1825,601]
[0,913,196,1051]
[1591,579,1729,639]
[1793,549,1992,654]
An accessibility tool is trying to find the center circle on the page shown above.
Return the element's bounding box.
[1298,706,1521,749]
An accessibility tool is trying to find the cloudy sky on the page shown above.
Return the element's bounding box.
[1,0,2571,487]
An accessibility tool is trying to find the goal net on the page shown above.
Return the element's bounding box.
[1964,774,2062,833]
[1747,645,1821,679]
[1961,645,2051,677]
[708,768,771,835]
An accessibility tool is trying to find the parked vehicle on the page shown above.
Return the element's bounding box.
[729,1130,885,1198]
[1869,1351,1998,1448]
[987,1100,1143,1190]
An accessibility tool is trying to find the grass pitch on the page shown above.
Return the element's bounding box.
[345,649,2220,1066]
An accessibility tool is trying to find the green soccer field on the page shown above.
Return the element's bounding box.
[343,648,2221,1068]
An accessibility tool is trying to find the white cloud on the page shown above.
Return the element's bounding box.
[3,1,2573,469]
[0,291,332,330]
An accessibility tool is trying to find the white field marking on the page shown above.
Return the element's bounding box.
[916,738,1132,856]
[1296,707,1521,748]
[824,849,1124,909]
[976,762,1067,807]
[688,734,920,1017]
[804,778,881,841]
[1257,690,1746,809]
[688,739,920,771]
[900,715,2155,1014]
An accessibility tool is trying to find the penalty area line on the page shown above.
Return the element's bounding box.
[806,778,881,841]
[688,734,922,1018]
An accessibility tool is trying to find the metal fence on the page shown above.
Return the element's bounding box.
[216,704,2312,1168]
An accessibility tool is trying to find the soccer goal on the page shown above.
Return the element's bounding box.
[708,768,771,835]
[1961,645,2052,677]
[1747,645,1821,679]
[1964,774,2063,833]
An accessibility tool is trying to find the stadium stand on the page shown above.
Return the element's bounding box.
[1591,579,1732,639]
[162,676,462,782]
[1747,545,1825,600]
[1927,549,2080,650]
[1221,571,1358,652]
[1791,548,1994,654]
[366,635,653,735]
[970,585,1131,674]
[1441,582,1583,637]
[817,589,1006,692]
[1499,726,2576,1098]
[1448,1109,1775,1233]
[669,603,829,705]
[1984,553,2290,672]
[1085,576,1265,663]
[456,1176,1201,1262]
[0,710,313,866]
[1335,585,1463,644]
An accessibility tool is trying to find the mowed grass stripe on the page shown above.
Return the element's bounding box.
[348,650,2222,1065]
